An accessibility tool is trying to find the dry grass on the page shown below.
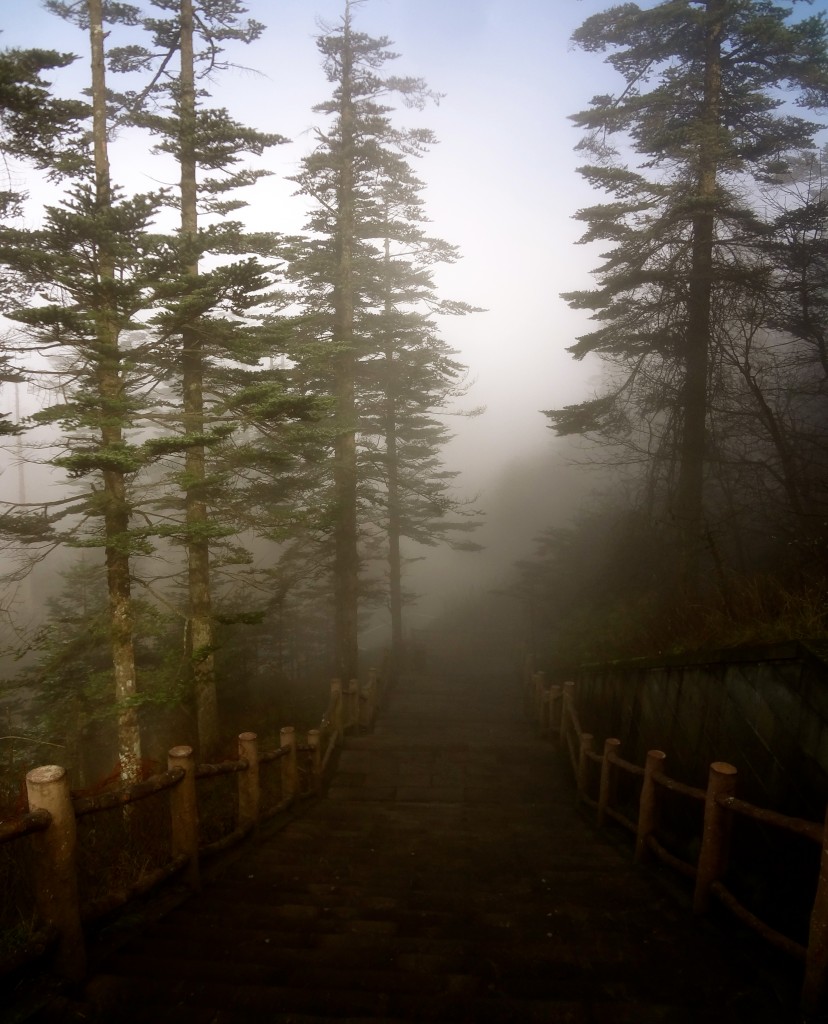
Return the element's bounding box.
[548,571,828,667]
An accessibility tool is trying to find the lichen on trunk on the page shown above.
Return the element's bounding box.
[89,0,141,779]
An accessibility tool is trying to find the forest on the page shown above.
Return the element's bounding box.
[1,0,828,794]
[519,0,828,669]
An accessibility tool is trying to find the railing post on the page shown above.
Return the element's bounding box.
[342,680,351,730]
[168,745,200,892]
[533,671,545,731]
[364,668,378,727]
[598,738,621,827]
[523,652,533,699]
[560,681,575,743]
[238,732,260,831]
[635,749,666,863]
[281,726,298,802]
[803,804,828,1015]
[331,678,343,740]
[307,729,322,793]
[693,761,737,914]
[548,684,562,735]
[26,765,85,982]
[377,653,389,707]
[347,679,359,730]
[577,733,593,803]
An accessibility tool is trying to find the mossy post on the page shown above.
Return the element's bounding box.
[281,726,298,801]
[365,668,378,727]
[577,733,593,803]
[238,732,260,830]
[561,681,575,743]
[548,684,563,734]
[803,804,828,1014]
[307,729,322,792]
[693,761,737,913]
[635,749,666,863]
[598,738,621,827]
[533,671,545,731]
[26,765,86,982]
[168,745,200,891]
[523,652,534,702]
[331,678,344,740]
[347,679,359,730]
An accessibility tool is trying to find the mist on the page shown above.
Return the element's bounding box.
[0,0,610,659]
[1,0,825,793]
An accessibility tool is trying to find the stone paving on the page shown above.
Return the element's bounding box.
[15,666,807,1022]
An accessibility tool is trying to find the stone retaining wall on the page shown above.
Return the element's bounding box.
[574,642,828,819]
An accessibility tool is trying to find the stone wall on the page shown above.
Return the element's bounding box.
[573,641,828,820]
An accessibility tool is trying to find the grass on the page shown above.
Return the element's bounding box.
[544,571,828,669]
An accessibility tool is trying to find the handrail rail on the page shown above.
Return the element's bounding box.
[80,853,191,923]
[0,807,52,844]
[652,770,704,802]
[717,794,824,844]
[72,767,185,817]
[259,744,290,764]
[524,661,828,1015]
[608,749,645,778]
[194,759,247,779]
[0,655,390,985]
[711,880,808,960]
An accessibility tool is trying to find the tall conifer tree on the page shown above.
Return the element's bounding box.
[0,0,173,775]
[551,0,828,587]
[365,181,481,678]
[109,0,285,754]
[287,1,477,681]
[0,45,85,428]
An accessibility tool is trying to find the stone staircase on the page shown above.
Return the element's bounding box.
[20,670,802,1023]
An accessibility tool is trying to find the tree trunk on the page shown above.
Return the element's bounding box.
[332,1,360,683]
[675,0,724,590]
[735,358,807,520]
[383,231,403,681]
[88,0,141,778]
[386,372,403,680]
[179,0,218,757]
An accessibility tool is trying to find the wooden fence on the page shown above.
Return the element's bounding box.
[526,664,828,1015]
[0,665,387,984]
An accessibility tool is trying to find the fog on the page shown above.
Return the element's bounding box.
[0,0,617,653]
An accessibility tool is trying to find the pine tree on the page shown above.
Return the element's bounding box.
[708,148,828,565]
[550,0,828,587]
[0,43,86,206]
[88,0,141,774]
[362,179,481,678]
[107,0,288,755]
[0,0,173,775]
[20,560,185,786]
[0,1,323,764]
[286,0,473,682]
[0,43,86,432]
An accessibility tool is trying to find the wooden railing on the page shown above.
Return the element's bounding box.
[0,662,388,984]
[525,664,828,1015]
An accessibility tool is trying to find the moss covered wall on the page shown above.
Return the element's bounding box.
[574,642,828,819]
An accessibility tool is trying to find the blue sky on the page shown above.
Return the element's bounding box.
[0,2,610,464]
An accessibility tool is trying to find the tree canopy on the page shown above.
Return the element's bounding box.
[0,0,479,776]
[549,0,828,594]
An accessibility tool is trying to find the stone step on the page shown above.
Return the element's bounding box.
[103,951,482,998]
[82,972,599,1023]
[19,670,802,1023]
